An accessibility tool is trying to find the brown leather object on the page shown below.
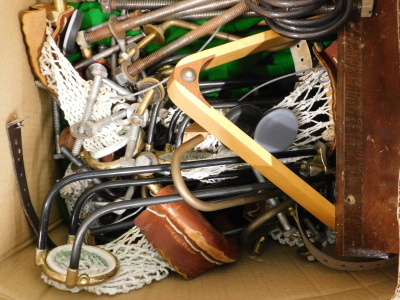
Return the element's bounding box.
[21,4,74,97]
[134,185,239,279]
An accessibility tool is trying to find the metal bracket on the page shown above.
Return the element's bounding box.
[6,117,56,248]
[361,0,374,17]
[290,40,313,74]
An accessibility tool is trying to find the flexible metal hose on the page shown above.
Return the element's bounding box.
[244,0,354,39]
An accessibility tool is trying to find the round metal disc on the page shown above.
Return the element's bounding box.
[46,244,117,277]
[254,108,299,153]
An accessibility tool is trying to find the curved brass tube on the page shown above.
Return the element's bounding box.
[141,185,150,198]
[81,129,144,170]
[240,198,295,245]
[171,134,283,211]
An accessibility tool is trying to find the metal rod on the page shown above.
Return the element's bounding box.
[69,185,283,269]
[37,156,244,250]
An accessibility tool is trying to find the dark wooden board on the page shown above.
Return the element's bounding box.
[336,0,400,256]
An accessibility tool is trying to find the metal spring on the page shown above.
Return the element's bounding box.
[113,0,181,10]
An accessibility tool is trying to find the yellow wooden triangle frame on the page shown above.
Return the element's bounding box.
[167,29,335,230]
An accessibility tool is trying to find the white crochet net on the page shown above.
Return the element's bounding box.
[60,164,97,220]
[42,226,172,295]
[161,69,333,180]
[39,25,128,159]
[274,69,334,148]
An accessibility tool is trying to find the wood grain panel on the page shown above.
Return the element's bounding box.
[336,0,400,256]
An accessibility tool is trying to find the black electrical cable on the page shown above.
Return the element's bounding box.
[166,109,184,144]
[175,115,192,148]
[201,87,229,95]
[244,0,354,40]
[146,101,162,147]
[220,219,280,236]
[199,79,281,89]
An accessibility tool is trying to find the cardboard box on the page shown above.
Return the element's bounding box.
[0,1,398,299]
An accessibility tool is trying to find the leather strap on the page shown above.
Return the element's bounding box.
[295,207,398,271]
[6,117,56,248]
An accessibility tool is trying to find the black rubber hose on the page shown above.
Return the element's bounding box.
[70,149,320,235]
[244,0,354,40]
[69,184,281,269]
[69,173,334,269]
[146,101,162,146]
[175,114,192,148]
[90,220,135,236]
[166,109,184,144]
[70,169,251,235]
[69,177,174,235]
[37,156,243,250]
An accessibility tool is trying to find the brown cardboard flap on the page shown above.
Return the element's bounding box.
[0,225,397,300]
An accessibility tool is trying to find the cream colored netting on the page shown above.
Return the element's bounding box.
[274,69,334,147]
[42,226,172,295]
[39,25,128,159]
[160,69,334,181]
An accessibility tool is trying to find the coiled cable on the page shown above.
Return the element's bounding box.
[244,0,354,40]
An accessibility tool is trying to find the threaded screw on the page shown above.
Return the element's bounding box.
[84,1,335,39]
[52,96,65,159]
[126,1,249,77]
[84,0,211,45]
[253,169,293,232]
[74,33,145,70]
[109,0,181,12]
[71,63,108,156]
[60,146,103,185]
[109,0,240,13]
[83,0,240,37]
